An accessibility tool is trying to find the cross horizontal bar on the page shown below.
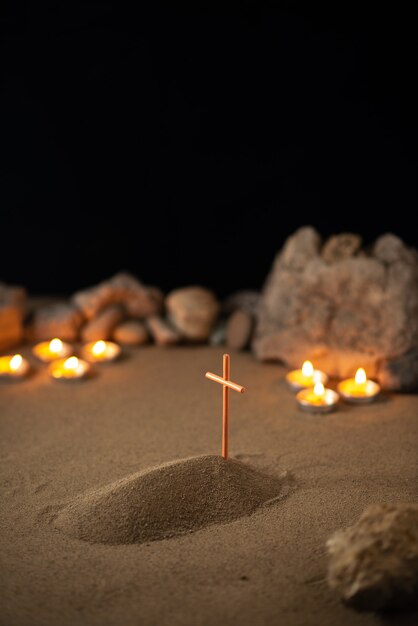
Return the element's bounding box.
[205,372,246,393]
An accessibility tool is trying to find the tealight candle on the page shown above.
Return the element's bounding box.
[32,338,72,362]
[286,360,328,391]
[337,368,380,403]
[0,354,30,379]
[48,356,91,380]
[82,340,121,363]
[296,381,339,413]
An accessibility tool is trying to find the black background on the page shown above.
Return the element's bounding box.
[1,2,417,297]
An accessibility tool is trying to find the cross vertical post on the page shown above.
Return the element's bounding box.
[222,353,230,459]
[205,354,246,460]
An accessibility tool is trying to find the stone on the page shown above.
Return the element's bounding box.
[223,290,260,316]
[73,272,163,320]
[146,316,181,346]
[81,305,125,342]
[321,233,362,263]
[113,320,149,346]
[226,310,253,350]
[209,321,227,346]
[26,302,84,342]
[0,282,26,350]
[253,227,418,390]
[327,503,418,611]
[166,286,220,342]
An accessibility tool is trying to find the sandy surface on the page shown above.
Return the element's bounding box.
[1,346,417,626]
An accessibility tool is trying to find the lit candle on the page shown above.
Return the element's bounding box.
[32,338,72,362]
[0,354,30,379]
[286,360,328,391]
[296,381,339,413]
[48,356,91,380]
[82,340,121,363]
[337,368,380,403]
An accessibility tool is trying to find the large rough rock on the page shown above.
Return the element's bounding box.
[327,503,418,611]
[26,302,84,342]
[0,282,26,350]
[254,227,418,390]
[73,273,163,320]
[166,286,219,342]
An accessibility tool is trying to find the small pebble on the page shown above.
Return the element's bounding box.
[226,310,253,350]
[166,286,219,342]
[113,320,148,346]
[81,305,125,342]
[146,316,181,346]
[26,302,83,342]
[209,321,227,346]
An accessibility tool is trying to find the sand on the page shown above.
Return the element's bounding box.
[54,455,290,545]
[0,345,417,626]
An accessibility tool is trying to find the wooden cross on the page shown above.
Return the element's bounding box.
[205,354,246,460]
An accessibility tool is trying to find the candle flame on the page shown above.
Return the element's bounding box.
[302,361,314,377]
[10,354,23,371]
[355,368,367,384]
[64,356,79,370]
[49,338,63,353]
[313,381,325,397]
[92,340,106,356]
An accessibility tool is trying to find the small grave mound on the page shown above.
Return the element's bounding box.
[54,455,285,545]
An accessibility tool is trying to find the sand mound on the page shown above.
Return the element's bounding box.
[53,455,285,545]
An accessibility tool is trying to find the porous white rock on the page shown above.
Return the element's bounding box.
[254,227,418,390]
[327,503,418,611]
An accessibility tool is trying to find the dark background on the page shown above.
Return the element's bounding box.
[1,1,417,297]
